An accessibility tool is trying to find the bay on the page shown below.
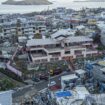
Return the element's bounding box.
[0,1,105,14]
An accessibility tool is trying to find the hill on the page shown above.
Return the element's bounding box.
[2,0,52,5]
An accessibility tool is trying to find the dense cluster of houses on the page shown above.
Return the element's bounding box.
[0,7,105,105]
[0,7,105,69]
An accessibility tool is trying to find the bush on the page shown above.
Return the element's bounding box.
[0,68,23,82]
[97,46,105,51]
[0,79,15,91]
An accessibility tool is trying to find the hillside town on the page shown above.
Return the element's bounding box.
[1,7,105,105]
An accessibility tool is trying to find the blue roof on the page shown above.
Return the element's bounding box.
[56,91,72,97]
[103,57,105,60]
[85,64,93,70]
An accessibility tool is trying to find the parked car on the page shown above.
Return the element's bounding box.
[66,69,71,72]
[48,81,56,87]
[48,81,61,90]
[32,77,40,82]
[49,85,61,91]
[50,68,62,76]
[39,74,48,81]
[54,69,62,75]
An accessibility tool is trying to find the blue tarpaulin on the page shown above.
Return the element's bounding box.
[56,91,72,97]
[85,63,93,71]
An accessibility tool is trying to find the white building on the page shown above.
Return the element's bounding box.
[18,36,27,43]
[61,74,78,89]
[75,69,86,78]
[101,12,105,19]
[1,17,46,37]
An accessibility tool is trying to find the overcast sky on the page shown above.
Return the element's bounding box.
[0,0,74,4]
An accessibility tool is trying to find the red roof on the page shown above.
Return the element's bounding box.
[49,85,61,91]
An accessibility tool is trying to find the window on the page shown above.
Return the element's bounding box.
[65,43,67,46]
[42,59,47,62]
[22,28,24,30]
[65,51,70,54]
[50,58,55,61]
[103,72,105,75]
[55,58,59,60]
[18,29,21,31]
[35,60,40,63]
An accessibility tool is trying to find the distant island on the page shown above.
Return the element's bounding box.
[2,0,52,5]
[74,0,105,2]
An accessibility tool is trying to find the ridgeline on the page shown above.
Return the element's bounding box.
[2,0,52,5]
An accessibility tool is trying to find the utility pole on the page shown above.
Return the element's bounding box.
[48,72,51,87]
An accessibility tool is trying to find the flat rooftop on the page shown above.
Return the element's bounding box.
[98,61,105,67]
[55,86,89,105]
[75,86,90,99]
[26,36,93,47]
[61,74,78,81]
[100,67,105,72]
[75,69,86,75]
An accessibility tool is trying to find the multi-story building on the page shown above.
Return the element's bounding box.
[26,30,98,64]
[1,17,46,37]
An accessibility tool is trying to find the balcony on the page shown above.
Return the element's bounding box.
[28,28,34,31]
[47,47,62,53]
[31,55,50,62]
[82,43,92,46]
[75,52,82,56]
[30,49,48,59]
[49,53,61,57]
[31,53,47,58]
[86,49,98,54]
[92,44,98,48]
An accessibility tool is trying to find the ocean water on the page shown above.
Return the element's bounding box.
[0,1,105,14]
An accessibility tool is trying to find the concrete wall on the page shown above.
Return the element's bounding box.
[0,91,12,105]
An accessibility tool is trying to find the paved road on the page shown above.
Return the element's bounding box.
[13,71,72,103]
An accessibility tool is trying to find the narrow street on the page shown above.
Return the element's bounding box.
[13,71,72,103]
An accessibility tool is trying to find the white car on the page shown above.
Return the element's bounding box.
[48,81,56,87]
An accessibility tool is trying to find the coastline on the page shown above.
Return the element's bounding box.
[0,2,105,14]
[2,0,52,5]
[74,1,105,2]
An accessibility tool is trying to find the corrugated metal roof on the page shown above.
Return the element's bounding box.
[26,39,58,46]
[27,36,93,47]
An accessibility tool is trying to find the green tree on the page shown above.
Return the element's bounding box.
[75,29,83,36]
[0,26,3,33]
[16,19,21,36]
[0,79,15,91]
[34,33,42,39]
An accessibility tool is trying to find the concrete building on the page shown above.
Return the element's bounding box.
[1,17,46,37]
[75,69,86,79]
[26,29,98,63]
[55,86,89,105]
[61,74,78,89]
